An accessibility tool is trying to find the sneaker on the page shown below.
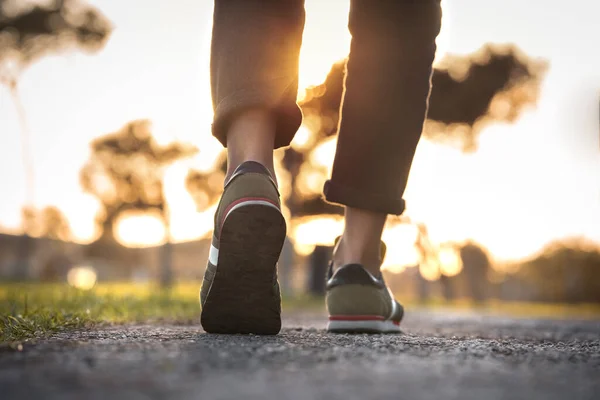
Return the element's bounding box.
[325,240,404,333]
[200,161,286,335]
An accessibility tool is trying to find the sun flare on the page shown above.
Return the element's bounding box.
[1,0,599,277]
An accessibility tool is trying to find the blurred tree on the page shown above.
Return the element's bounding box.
[425,44,547,150]
[0,0,112,202]
[185,155,227,212]
[14,205,72,281]
[510,240,600,303]
[413,223,451,300]
[0,0,111,69]
[0,0,112,279]
[21,205,72,241]
[80,120,197,286]
[458,241,491,302]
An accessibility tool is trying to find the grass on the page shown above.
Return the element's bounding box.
[1,282,599,343]
[0,283,202,343]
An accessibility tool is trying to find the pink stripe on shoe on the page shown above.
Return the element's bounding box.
[329,315,386,321]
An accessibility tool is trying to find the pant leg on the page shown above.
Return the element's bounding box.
[210,0,305,149]
[323,0,442,215]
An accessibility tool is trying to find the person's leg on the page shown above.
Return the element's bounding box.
[327,0,443,276]
[226,108,277,183]
[211,0,305,181]
[201,0,305,335]
[325,1,442,333]
[334,208,387,274]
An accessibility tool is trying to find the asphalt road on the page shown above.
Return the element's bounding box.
[1,310,599,400]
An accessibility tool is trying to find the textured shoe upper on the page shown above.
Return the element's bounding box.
[225,161,278,189]
[326,263,386,290]
[325,239,404,323]
[213,161,281,239]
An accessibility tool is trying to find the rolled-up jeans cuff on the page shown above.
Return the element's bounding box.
[323,180,406,215]
[212,88,303,150]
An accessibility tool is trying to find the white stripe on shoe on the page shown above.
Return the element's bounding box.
[388,288,399,320]
[224,199,280,221]
[218,197,281,232]
[209,244,219,266]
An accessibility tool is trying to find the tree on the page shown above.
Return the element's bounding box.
[185,155,227,213]
[0,0,111,64]
[1,0,111,279]
[80,119,197,286]
[14,205,72,281]
[458,242,491,302]
[424,44,547,151]
[0,0,112,204]
[508,239,600,303]
[22,205,72,242]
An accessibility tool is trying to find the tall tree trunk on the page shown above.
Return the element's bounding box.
[10,81,35,208]
[159,208,173,288]
[99,213,118,243]
[416,268,429,302]
[10,80,35,280]
[439,274,454,301]
[159,239,173,288]
[13,234,33,281]
[307,245,331,296]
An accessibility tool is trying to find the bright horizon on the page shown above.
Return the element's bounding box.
[0,0,599,272]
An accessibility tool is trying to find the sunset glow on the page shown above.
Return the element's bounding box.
[116,212,165,248]
[0,0,599,270]
[67,265,98,290]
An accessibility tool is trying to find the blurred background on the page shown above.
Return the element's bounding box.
[1,0,599,306]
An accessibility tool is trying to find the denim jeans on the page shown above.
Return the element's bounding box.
[210,0,442,215]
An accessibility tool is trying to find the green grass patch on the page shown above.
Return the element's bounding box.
[0,283,201,343]
[2,282,599,343]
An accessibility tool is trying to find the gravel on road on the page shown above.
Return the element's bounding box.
[1,309,599,400]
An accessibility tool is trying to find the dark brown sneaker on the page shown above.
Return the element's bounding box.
[200,161,286,335]
[325,241,404,333]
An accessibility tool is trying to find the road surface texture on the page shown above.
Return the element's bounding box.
[1,309,599,400]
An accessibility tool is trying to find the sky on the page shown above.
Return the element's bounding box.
[0,0,599,266]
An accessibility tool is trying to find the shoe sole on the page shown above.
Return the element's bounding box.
[201,204,286,335]
[327,317,401,334]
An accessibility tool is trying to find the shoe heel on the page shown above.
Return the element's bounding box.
[201,204,286,334]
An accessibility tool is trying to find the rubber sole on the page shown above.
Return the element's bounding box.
[327,318,401,334]
[201,204,286,335]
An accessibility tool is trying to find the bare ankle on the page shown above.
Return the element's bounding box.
[226,108,277,183]
[332,207,388,276]
[333,237,382,275]
[225,159,276,184]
